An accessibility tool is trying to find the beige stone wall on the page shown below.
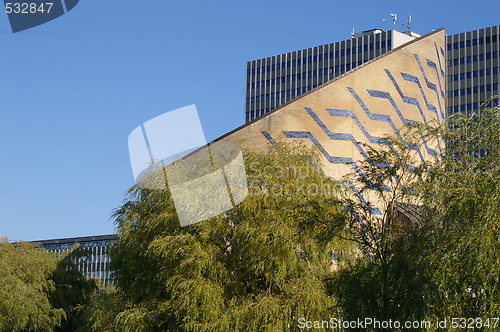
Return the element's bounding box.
[214,29,445,186]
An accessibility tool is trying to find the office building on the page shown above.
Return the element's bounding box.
[446,25,500,115]
[35,234,118,287]
[245,25,500,122]
[244,29,418,122]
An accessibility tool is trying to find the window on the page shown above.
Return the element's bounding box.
[460,57,465,64]
[473,55,478,62]
[447,43,452,51]
[479,69,484,77]
[486,53,491,60]
[454,74,458,81]
[493,83,498,91]
[486,68,491,75]
[466,56,471,63]
[479,54,484,61]
[479,37,484,44]
[472,39,478,46]
[454,90,459,97]
[460,73,465,80]
[466,40,471,47]
[467,72,472,79]
[460,41,464,48]
[453,42,458,49]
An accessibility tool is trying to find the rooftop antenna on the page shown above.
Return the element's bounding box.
[351,27,355,38]
[406,15,412,34]
[390,13,397,31]
[383,18,387,31]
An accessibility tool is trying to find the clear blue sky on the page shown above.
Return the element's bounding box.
[1,0,498,241]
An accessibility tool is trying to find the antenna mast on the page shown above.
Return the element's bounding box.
[390,13,397,31]
[406,15,412,34]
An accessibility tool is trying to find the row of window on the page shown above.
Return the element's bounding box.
[448,67,499,81]
[247,61,368,90]
[247,41,391,76]
[449,99,499,114]
[246,108,274,121]
[449,83,498,97]
[447,35,498,50]
[447,51,499,66]
[246,85,321,103]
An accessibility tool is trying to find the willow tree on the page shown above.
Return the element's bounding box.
[0,242,65,332]
[421,103,500,321]
[87,140,350,331]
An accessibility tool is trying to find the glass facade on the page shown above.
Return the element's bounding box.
[244,30,415,123]
[446,25,500,115]
[35,234,118,287]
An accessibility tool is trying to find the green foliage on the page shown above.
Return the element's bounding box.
[334,126,434,324]
[421,105,500,321]
[50,246,98,332]
[0,242,64,332]
[335,104,500,327]
[89,140,351,331]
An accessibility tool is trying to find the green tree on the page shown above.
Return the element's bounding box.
[421,104,500,321]
[0,242,65,332]
[49,246,98,332]
[88,141,351,331]
[334,102,500,328]
[333,126,435,325]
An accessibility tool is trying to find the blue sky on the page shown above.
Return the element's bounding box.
[0,0,498,241]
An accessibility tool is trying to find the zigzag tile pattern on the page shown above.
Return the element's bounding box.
[217,29,445,215]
